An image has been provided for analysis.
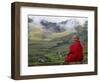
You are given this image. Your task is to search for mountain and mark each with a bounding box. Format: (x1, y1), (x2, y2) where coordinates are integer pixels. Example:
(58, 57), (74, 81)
(40, 19), (79, 33)
(40, 20), (66, 33)
(28, 18), (87, 42)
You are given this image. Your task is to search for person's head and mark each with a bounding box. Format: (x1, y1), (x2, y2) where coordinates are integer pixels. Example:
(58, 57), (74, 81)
(72, 35), (79, 42)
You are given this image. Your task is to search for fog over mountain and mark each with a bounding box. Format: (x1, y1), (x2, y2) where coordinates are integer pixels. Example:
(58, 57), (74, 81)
(40, 19), (66, 32)
(28, 16), (87, 33)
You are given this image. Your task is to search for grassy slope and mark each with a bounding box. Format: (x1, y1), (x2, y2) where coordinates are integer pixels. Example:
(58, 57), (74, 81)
(28, 30), (87, 66)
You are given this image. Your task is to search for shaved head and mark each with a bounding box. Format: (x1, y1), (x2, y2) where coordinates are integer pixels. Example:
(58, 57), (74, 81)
(72, 35), (79, 42)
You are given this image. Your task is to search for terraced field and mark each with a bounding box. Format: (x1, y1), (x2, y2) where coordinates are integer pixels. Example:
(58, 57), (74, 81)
(28, 31), (88, 66)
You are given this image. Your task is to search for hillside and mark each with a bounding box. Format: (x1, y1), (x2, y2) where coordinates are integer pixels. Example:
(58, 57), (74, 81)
(28, 32), (87, 66)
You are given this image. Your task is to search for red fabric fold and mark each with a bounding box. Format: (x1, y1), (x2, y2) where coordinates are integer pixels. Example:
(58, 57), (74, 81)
(64, 40), (83, 62)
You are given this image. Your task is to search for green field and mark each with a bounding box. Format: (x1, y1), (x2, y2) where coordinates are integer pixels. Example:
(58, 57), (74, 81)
(28, 30), (88, 66)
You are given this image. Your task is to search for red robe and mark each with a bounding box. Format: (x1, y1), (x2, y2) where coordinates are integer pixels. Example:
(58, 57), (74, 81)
(64, 40), (83, 62)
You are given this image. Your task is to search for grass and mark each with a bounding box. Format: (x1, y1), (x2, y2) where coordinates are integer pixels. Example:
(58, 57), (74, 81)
(28, 36), (88, 66)
(28, 27), (88, 66)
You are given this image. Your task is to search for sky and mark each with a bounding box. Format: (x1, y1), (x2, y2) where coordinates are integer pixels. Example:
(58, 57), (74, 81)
(28, 15), (88, 25)
(28, 15), (88, 33)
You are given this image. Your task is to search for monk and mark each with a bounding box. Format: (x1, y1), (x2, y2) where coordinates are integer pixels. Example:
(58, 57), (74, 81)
(64, 35), (83, 64)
